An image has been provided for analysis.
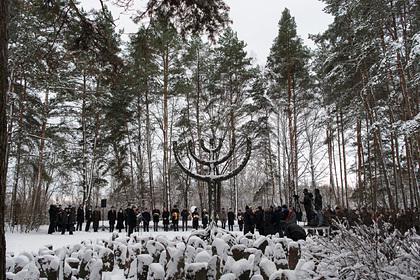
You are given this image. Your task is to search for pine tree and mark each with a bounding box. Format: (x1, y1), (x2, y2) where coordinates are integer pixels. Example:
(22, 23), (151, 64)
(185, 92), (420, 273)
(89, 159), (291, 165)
(267, 8), (310, 204)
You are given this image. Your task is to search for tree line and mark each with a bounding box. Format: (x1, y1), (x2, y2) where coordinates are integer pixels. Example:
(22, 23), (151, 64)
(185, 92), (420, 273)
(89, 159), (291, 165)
(3, 0), (420, 234)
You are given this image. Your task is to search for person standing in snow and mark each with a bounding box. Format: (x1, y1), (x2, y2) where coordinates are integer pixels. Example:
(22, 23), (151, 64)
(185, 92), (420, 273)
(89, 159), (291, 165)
(302, 189), (314, 224)
(92, 206), (101, 232)
(116, 208), (125, 232)
(85, 205), (92, 232)
(162, 207), (170, 231)
(127, 205), (137, 236)
(152, 208), (160, 231)
(192, 208), (200, 230)
(67, 206), (75, 235)
(314, 189), (323, 226)
(48, 204), (58, 234)
(181, 208), (189, 231)
(237, 209), (244, 231)
(243, 205), (255, 234)
(142, 208), (151, 232)
(171, 205), (180, 231)
(58, 207), (68, 235)
(227, 208), (235, 231)
(202, 209), (209, 228)
(220, 208), (227, 229)
(108, 206), (117, 232)
(255, 206), (264, 235)
(76, 205), (84, 231)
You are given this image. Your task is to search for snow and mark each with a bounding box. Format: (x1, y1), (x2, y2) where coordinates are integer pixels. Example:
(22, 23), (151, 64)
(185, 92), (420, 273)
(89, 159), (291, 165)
(6, 225), (191, 256)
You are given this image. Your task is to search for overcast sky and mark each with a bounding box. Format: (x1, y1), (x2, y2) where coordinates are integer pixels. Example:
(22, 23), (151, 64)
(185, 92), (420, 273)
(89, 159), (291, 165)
(82, 0), (333, 65)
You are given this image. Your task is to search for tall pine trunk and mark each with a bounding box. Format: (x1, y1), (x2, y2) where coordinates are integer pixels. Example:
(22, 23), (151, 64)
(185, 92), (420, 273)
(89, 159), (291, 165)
(0, 0), (9, 276)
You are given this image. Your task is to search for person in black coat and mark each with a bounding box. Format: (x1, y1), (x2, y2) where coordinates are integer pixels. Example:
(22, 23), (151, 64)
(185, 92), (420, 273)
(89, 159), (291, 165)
(48, 204), (58, 234)
(142, 208), (151, 232)
(314, 189), (323, 226)
(85, 206), (92, 232)
(192, 208), (200, 230)
(273, 206), (282, 236)
(92, 206), (101, 232)
(237, 209), (244, 231)
(67, 206), (75, 235)
(285, 223), (306, 241)
(108, 206), (117, 232)
(243, 206), (255, 234)
(162, 208), (170, 231)
(263, 207), (275, 235)
(58, 207), (68, 235)
(202, 209), (209, 228)
(227, 208), (235, 231)
(116, 208), (125, 232)
(171, 205), (180, 231)
(76, 205), (84, 231)
(127, 205), (137, 236)
(181, 208), (189, 231)
(302, 189), (314, 224)
(255, 206), (264, 235)
(152, 208), (160, 231)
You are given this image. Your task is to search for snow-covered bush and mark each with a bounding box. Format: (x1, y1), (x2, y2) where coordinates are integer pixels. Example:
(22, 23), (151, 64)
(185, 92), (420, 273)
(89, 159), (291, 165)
(300, 222), (420, 279)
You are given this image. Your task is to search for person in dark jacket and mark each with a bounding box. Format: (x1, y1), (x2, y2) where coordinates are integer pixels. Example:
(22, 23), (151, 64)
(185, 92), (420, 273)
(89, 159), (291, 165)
(171, 205), (180, 231)
(243, 206), (255, 234)
(152, 208), (160, 231)
(181, 208), (189, 231)
(302, 189), (314, 224)
(127, 205), (137, 236)
(108, 206), (117, 232)
(314, 189), (323, 226)
(92, 206), (101, 232)
(142, 208), (151, 232)
(255, 206), (264, 235)
(192, 208), (200, 230)
(67, 206), (76, 235)
(76, 205), (84, 231)
(202, 209), (209, 228)
(85, 205), (92, 232)
(273, 206), (282, 236)
(263, 207), (275, 235)
(58, 207), (68, 235)
(48, 204), (58, 234)
(237, 209), (244, 231)
(116, 208), (125, 232)
(227, 208), (235, 231)
(285, 223), (306, 241)
(162, 208), (170, 232)
(220, 208), (227, 229)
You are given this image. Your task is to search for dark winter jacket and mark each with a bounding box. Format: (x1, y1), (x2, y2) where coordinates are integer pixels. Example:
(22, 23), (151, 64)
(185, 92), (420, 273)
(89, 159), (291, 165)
(116, 210), (125, 229)
(181, 209), (189, 221)
(285, 223), (306, 241)
(67, 207), (76, 224)
(85, 208), (92, 221)
(77, 207), (84, 223)
(314, 191), (322, 211)
(49, 205), (58, 224)
(108, 209), (117, 223)
(127, 208), (137, 227)
(142, 211), (151, 223)
(92, 209), (101, 222)
(227, 211), (235, 225)
(152, 209), (160, 223)
(58, 209), (68, 226)
(162, 210), (170, 225)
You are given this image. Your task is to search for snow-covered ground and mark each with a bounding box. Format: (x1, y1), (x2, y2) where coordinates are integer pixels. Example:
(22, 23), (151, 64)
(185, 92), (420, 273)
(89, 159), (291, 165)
(6, 223), (242, 256)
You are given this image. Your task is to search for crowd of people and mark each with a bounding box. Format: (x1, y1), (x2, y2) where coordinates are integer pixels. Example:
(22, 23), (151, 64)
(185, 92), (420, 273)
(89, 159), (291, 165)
(48, 187), (419, 236)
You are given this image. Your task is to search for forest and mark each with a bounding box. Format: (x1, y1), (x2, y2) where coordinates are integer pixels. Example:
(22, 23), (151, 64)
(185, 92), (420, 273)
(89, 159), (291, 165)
(2, 0), (419, 232)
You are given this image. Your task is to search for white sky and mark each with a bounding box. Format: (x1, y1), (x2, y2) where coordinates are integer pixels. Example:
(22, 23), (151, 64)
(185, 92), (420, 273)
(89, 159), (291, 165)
(81, 0), (333, 65)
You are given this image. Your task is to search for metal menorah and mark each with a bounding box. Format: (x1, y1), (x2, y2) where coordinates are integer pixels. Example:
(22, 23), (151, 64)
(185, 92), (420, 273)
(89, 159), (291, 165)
(173, 136), (251, 221)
